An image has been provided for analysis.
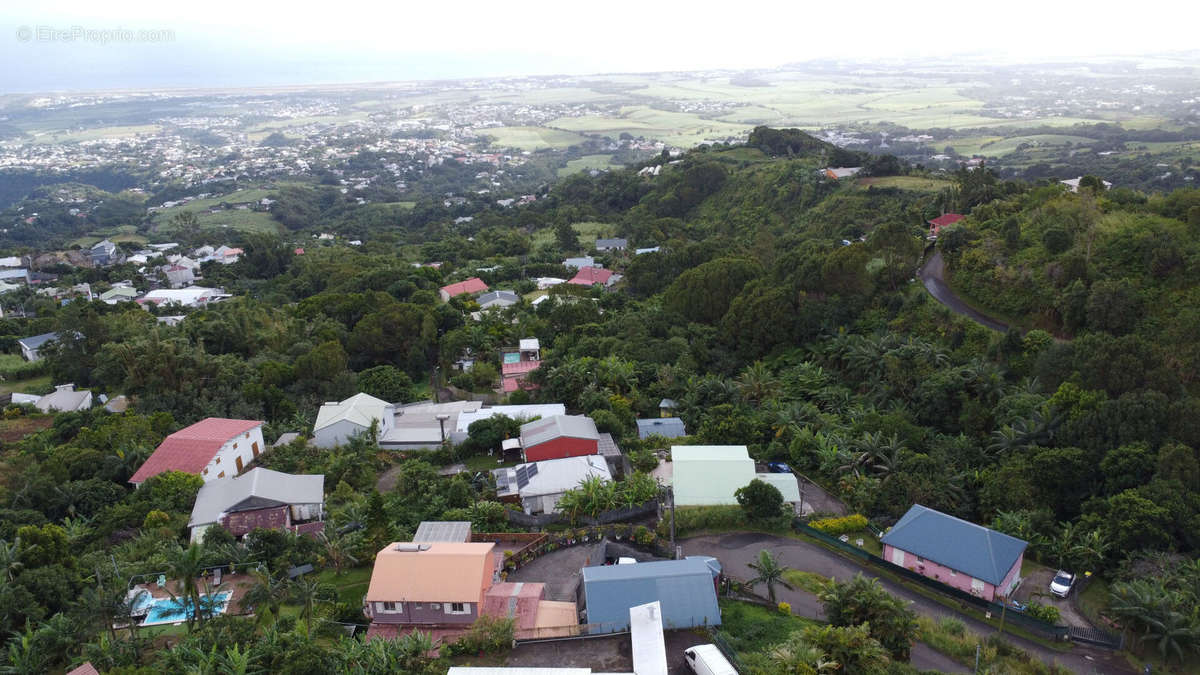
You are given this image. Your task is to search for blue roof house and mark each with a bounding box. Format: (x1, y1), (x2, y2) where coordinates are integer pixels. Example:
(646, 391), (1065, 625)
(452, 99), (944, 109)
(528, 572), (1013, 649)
(880, 504), (1027, 603)
(580, 559), (720, 634)
(636, 417), (687, 440)
(17, 332), (59, 362)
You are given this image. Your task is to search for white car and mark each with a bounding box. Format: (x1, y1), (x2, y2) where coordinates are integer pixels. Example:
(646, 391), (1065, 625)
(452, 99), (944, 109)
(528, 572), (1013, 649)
(1049, 570), (1076, 597)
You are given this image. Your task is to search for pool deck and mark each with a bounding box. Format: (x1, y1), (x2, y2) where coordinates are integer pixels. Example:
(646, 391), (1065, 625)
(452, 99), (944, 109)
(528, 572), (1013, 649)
(130, 571), (258, 626)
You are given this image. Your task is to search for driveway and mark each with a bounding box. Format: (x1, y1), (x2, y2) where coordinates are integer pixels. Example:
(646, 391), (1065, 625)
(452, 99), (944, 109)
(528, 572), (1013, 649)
(919, 250), (1008, 332)
(507, 541), (606, 602)
(1015, 566), (1095, 631)
(681, 533), (1135, 674)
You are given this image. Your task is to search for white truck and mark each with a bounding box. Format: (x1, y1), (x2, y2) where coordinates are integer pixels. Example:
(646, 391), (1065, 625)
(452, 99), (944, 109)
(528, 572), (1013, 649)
(683, 644), (737, 675)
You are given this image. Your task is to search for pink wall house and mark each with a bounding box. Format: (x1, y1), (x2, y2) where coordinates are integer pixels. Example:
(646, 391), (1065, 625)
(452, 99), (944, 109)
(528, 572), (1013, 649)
(880, 504), (1027, 603)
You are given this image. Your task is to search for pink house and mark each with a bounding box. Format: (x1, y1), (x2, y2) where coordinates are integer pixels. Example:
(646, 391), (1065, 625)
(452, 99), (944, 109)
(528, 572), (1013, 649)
(880, 504), (1026, 603)
(927, 213), (965, 237)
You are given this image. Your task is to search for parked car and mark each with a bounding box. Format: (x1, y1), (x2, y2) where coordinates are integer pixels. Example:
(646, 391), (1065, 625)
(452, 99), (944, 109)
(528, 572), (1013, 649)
(1050, 570), (1076, 597)
(683, 644), (738, 675)
(765, 461), (793, 474)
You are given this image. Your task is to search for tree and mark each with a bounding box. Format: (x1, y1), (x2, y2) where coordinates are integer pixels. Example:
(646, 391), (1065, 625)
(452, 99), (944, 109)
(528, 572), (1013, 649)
(290, 577), (337, 636)
(166, 542), (210, 632)
(799, 623), (890, 674)
(357, 365), (417, 403)
(818, 574), (918, 660)
(554, 222), (580, 252)
(735, 479), (786, 522)
(747, 549), (795, 603)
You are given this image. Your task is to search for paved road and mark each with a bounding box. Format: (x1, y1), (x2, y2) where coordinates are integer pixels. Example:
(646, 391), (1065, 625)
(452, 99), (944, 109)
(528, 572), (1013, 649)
(681, 532), (1135, 674)
(918, 250), (1008, 332)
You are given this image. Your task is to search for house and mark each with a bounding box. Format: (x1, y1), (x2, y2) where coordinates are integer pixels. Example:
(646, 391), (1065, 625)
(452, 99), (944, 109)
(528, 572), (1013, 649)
(569, 266), (621, 287)
(90, 239), (123, 267)
(312, 393), (395, 448)
(635, 246), (661, 255)
(501, 338), (542, 394)
(636, 418), (687, 440)
(381, 400), (481, 450)
(161, 264), (195, 288)
(820, 167), (863, 179)
(0, 268), (30, 284)
(563, 256), (595, 269)
(129, 418), (266, 486)
(927, 213), (965, 237)
(493, 455), (612, 514)
(212, 245), (243, 264)
(138, 286), (230, 308)
(658, 399), (678, 417)
(66, 663), (100, 675)
(880, 504), (1027, 602)
(100, 286), (139, 304)
(413, 521), (472, 543)
(34, 383), (92, 413)
(519, 415), (599, 462)
(439, 277), (488, 302)
(453, 403), (566, 444)
(595, 238), (628, 252)
(1061, 176), (1113, 193)
(476, 290), (520, 310)
(536, 277), (566, 290)
(188, 468), (324, 543)
(363, 542), (497, 627)
(670, 445), (800, 506)
(580, 559), (721, 634)
(17, 332), (59, 361)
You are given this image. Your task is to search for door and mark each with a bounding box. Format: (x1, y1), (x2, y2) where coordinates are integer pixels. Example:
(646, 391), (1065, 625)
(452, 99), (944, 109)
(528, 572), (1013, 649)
(971, 578), (985, 595)
(235, 456), (244, 473)
(891, 548), (905, 566)
(252, 441), (260, 457)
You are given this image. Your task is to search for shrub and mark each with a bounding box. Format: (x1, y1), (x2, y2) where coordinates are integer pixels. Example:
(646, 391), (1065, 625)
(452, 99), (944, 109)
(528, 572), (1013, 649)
(777, 601), (791, 615)
(734, 478), (785, 521)
(809, 514), (869, 536)
(1024, 601), (1061, 624)
(445, 615), (515, 656)
(658, 505), (747, 538)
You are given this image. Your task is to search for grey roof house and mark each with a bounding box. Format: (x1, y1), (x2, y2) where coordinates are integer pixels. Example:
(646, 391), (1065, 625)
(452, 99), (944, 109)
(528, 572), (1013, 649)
(90, 239), (123, 267)
(493, 455), (612, 515)
(880, 504), (1027, 602)
(477, 290), (520, 310)
(188, 468), (324, 543)
(35, 384), (93, 413)
(580, 559), (721, 634)
(637, 417), (687, 439)
(595, 238), (628, 251)
(18, 332), (59, 362)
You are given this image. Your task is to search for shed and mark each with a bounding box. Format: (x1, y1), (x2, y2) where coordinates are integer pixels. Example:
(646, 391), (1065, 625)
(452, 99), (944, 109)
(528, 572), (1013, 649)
(636, 417), (687, 439)
(670, 445), (756, 506)
(580, 558), (721, 633)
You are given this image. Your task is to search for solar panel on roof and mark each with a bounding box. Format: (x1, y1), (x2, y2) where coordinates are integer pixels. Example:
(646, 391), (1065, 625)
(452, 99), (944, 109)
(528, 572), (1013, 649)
(515, 465), (530, 489)
(527, 463), (538, 477)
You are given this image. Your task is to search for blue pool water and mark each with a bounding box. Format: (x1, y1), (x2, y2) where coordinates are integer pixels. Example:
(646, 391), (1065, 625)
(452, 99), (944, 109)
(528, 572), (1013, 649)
(141, 591), (232, 626)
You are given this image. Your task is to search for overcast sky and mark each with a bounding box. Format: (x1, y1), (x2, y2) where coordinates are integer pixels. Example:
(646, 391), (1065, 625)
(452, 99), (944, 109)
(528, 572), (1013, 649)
(2, 0), (1198, 92)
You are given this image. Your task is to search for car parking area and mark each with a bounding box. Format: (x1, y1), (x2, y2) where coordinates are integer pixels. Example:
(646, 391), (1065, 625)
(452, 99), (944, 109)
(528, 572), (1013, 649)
(1012, 565), (1092, 629)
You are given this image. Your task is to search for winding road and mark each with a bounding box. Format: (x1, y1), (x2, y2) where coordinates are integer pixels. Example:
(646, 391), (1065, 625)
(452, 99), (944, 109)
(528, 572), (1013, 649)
(918, 250), (1009, 332)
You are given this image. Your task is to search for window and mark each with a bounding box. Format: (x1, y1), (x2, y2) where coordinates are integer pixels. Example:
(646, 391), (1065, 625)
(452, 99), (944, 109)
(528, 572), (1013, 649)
(215, 456), (221, 464)
(380, 602), (402, 613)
(916, 556), (924, 563)
(446, 602), (469, 615)
(949, 570), (956, 577)
(217, 471), (225, 478)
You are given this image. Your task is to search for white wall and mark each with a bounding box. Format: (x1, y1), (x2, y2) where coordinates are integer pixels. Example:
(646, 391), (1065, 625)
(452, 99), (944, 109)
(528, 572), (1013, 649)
(313, 419), (369, 449)
(198, 425), (266, 482)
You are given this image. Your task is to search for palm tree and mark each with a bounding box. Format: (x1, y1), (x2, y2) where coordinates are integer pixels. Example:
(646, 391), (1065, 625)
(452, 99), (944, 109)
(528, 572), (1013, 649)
(240, 568), (290, 620)
(0, 538), (23, 581)
(1141, 610), (1198, 664)
(747, 549), (795, 603)
(316, 531), (359, 576)
(165, 542), (209, 632)
(737, 361), (780, 406)
(290, 577), (336, 636)
(2, 623), (48, 675)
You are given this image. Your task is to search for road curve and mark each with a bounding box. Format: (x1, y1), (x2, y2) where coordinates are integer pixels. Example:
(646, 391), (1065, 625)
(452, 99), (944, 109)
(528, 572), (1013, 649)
(918, 250), (1009, 333)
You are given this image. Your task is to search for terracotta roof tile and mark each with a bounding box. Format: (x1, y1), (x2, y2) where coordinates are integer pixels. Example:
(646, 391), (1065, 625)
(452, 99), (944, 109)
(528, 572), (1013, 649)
(129, 418), (263, 484)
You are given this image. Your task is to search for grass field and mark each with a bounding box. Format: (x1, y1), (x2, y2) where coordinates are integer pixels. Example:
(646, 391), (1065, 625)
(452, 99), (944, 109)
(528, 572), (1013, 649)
(550, 106), (753, 146)
(485, 126), (587, 150)
(0, 374), (52, 397)
(31, 124), (162, 144)
(855, 176), (953, 192)
(151, 188), (281, 235)
(557, 154), (623, 177)
(716, 599), (818, 656)
(531, 221), (613, 249)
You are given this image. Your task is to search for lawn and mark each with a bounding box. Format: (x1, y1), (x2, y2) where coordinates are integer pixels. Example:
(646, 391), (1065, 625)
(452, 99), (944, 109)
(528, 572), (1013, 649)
(314, 566), (372, 606)
(0, 374), (52, 397)
(462, 453), (520, 473)
(557, 154), (624, 177)
(531, 221), (613, 249)
(485, 126), (587, 151)
(855, 176), (953, 193)
(715, 598), (818, 656)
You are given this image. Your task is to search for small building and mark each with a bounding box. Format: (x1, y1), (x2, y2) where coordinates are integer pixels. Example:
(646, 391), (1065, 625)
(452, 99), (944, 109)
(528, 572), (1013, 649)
(187, 468), (324, 543)
(580, 559), (721, 634)
(595, 238), (628, 252)
(439, 277), (489, 302)
(880, 504), (1027, 602)
(635, 246), (661, 255)
(493, 455), (612, 514)
(501, 338), (542, 394)
(477, 290), (520, 310)
(413, 521), (472, 543)
(312, 393), (396, 448)
(161, 264), (195, 289)
(90, 239), (122, 267)
(100, 286), (139, 304)
(671, 445), (800, 506)
(563, 256), (595, 269)
(34, 383), (92, 413)
(363, 542), (497, 627)
(520, 415), (599, 462)
(820, 167), (862, 179)
(927, 213), (965, 237)
(17, 332), (59, 361)
(535, 277), (566, 290)
(129, 418), (266, 486)
(637, 417), (687, 440)
(569, 266), (620, 288)
(138, 286), (230, 308)
(1061, 176), (1113, 193)
(658, 399), (678, 417)
(453, 403), (566, 444)
(382, 400), (481, 450)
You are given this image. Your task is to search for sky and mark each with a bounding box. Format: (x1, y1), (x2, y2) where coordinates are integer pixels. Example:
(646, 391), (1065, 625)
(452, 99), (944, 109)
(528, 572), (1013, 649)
(2, 0), (1198, 92)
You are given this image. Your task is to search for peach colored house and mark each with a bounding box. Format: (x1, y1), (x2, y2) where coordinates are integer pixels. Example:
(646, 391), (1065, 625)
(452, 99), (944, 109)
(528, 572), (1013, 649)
(364, 542), (496, 626)
(880, 504), (1026, 603)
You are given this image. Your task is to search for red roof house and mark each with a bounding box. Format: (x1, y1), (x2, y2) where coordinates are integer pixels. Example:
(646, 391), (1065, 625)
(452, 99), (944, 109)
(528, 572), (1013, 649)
(519, 415), (599, 462)
(928, 213), (965, 236)
(439, 277), (489, 302)
(129, 418), (266, 486)
(568, 266), (616, 287)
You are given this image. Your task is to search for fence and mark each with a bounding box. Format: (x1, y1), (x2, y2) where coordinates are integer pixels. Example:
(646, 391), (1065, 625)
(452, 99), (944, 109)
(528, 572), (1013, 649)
(504, 499), (660, 529)
(793, 521), (1072, 642)
(708, 630), (746, 672)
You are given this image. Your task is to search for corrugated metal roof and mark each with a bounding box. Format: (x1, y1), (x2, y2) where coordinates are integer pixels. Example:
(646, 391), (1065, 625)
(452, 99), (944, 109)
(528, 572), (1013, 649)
(582, 559), (721, 633)
(880, 504), (1028, 586)
(455, 404), (565, 434)
(413, 521), (472, 543)
(671, 445), (756, 506)
(189, 468), (323, 526)
(130, 418), (263, 484)
(520, 415), (599, 448)
(366, 542), (495, 603)
(636, 418), (686, 439)
(313, 392), (393, 432)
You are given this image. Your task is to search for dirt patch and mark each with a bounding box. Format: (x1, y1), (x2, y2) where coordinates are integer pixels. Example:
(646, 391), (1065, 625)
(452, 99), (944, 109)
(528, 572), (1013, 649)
(0, 416), (52, 444)
(507, 540), (606, 602)
(504, 629), (708, 674)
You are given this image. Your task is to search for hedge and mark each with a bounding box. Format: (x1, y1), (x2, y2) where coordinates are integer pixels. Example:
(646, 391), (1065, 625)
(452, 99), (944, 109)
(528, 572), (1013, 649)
(808, 513), (869, 536)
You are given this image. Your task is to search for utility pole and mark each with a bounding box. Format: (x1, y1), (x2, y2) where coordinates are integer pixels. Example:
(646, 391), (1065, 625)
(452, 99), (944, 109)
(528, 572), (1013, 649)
(668, 487), (676, 558)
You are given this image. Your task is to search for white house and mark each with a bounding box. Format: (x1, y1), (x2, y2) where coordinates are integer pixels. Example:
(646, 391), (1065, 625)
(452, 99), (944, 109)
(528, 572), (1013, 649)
(493, 455), (612, 515)
(313, 393), (396, 448)
(129, 418), (266, 486)
(138, 286), (230, 308)
(17, 332), (59, 361)
(34, 383), (92, 413)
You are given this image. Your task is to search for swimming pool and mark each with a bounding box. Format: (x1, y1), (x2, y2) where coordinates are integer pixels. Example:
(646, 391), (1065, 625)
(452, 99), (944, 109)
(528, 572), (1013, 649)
(141, 591), (233, 626)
